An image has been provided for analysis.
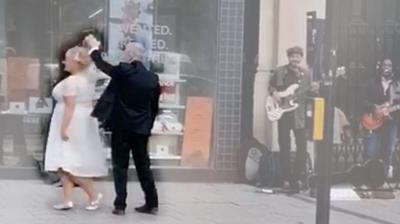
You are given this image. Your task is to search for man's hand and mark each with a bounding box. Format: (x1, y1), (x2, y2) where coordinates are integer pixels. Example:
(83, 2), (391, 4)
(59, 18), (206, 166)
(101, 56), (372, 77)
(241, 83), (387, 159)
(272, 91), (281, 103)
(377, 108), (390, 117)
(375, 103), (390, 117)
(84, 34), (101, 51)
(341, 126), (352, 144)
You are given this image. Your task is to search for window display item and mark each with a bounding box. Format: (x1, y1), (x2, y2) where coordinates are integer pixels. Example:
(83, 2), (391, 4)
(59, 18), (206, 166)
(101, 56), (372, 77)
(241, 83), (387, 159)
(159, 82), (176, 103)
(4, 102), (27, 114)
(155, 144), (170, 156)
(151, 110), (183, 133)
(150, 52), (192, 78)
(28, 97), (53, 114)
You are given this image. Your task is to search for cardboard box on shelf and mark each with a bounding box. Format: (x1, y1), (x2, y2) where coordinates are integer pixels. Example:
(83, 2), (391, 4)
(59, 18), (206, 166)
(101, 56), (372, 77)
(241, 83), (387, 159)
(7, 57), (40, 90)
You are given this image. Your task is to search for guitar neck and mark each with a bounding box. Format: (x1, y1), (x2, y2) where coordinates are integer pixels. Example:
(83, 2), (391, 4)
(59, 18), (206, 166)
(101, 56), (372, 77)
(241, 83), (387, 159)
(389, 104), (400, 113)
(278, 80), (320, 98)
(295, 82), (320, 96)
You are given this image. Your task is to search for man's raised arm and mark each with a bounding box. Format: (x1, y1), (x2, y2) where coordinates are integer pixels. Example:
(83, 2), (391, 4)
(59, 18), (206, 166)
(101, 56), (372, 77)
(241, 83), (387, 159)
(85, 34), (118, 77)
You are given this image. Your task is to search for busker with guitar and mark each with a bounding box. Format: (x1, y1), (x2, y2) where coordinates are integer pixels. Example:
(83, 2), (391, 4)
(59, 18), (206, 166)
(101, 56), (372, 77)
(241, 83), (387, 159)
(268, 46), (318, 193)
(361, 58), (400, 178)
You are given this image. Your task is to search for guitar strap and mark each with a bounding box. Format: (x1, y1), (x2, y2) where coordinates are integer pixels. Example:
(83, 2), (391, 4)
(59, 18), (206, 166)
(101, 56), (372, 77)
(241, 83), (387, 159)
(275, 66), (288, 87)
(389, 81), (400, 105)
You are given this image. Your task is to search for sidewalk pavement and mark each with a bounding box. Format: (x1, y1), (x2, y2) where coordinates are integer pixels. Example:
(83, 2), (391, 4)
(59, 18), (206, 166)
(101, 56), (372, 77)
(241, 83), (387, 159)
(0, 180), (399, 224)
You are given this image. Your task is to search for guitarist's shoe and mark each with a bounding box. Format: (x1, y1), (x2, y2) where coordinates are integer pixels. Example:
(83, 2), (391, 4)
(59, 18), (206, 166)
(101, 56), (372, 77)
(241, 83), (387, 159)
(289, 181), (301, 194)
(388, 166), (394, 179)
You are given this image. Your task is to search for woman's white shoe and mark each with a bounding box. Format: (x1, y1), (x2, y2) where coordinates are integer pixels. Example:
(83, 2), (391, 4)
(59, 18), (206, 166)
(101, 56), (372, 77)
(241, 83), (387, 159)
(53, 201), (74, 210)
(85, 193), (103, 211)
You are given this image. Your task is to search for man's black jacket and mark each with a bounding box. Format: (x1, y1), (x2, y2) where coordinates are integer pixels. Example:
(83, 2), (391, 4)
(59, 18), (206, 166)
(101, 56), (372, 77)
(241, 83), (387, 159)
(90, 50), (160, 135)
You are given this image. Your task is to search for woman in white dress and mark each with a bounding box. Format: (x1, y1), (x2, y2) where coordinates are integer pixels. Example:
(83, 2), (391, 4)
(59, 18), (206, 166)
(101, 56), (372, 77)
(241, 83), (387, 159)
(45, 46), (109, 211)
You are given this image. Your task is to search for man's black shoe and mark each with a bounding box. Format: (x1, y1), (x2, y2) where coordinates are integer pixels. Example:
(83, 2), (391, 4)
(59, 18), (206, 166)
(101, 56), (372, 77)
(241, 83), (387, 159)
(135, 205), (158, 215)
(112, 208), (125, 216)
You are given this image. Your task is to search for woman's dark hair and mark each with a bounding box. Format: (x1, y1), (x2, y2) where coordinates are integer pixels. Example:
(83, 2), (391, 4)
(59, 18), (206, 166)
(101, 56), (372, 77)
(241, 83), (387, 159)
(56, 26), (104, 85)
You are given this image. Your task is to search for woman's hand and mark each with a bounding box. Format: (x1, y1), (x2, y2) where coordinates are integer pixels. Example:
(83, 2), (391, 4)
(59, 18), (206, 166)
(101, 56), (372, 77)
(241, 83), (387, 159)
(61, 129), (69, 141)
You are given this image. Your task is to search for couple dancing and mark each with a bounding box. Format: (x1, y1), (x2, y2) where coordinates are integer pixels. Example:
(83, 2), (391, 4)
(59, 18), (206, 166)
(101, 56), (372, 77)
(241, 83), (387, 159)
(44, 34), (160, 215)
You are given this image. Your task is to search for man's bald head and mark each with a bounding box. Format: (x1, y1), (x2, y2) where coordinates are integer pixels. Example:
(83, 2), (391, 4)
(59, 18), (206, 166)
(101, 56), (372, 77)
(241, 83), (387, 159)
(121, 42), (145, 63)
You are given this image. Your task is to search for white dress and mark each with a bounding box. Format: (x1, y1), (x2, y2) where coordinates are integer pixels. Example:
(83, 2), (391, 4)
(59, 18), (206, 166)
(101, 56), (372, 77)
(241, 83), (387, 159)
(44, 66), (110, 177)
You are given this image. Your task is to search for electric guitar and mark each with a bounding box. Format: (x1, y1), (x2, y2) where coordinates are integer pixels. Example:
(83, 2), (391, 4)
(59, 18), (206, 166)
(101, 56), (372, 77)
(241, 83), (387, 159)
(266, 80), (322, 121)
(265, 67), (346, 122)
(361, 102), (400, 131)
(265, 84), (302, 121)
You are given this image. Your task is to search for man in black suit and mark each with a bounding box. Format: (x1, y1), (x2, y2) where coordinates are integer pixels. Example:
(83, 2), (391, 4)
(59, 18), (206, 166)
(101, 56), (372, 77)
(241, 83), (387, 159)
(85, 35), (160, 215)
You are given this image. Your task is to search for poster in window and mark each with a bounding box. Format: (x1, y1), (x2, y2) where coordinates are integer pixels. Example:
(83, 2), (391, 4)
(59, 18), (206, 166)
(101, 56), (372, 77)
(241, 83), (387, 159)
(0, 1), (6, 96)
(108, 0), (153, 65)
(181, 97), (213, 167)
(0, 59), (6, 97)
(7, 57), (39, 90)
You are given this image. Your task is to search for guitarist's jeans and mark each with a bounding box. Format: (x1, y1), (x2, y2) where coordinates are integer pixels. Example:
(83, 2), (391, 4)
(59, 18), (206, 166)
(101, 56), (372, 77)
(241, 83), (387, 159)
(278, 113), (308, 185)
(364, 121), (398, 170)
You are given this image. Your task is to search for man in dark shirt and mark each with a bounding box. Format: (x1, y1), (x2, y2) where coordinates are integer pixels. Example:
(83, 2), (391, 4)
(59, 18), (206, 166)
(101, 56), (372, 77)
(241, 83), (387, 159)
(85, 35), (160, 215)
(268, 46), (318, 193)
(362, 58), (400, 178)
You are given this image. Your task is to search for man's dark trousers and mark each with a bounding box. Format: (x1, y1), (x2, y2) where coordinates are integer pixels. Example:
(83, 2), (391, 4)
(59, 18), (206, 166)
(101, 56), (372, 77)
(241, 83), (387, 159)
(111, 129), (158, 210)
(277, 112), (308, 186)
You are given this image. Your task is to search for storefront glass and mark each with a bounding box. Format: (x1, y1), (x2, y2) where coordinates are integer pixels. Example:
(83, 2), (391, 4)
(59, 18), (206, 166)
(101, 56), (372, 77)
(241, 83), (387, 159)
(1, 0), (52, 166)
(148, 0), (218, 166)
(0, 0), (218, 168)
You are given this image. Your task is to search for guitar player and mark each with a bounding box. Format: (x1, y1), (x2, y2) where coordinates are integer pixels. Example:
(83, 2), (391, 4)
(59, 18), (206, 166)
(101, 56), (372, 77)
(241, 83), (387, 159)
(362, 58), (400, 178)
(268, 46), (318, 193)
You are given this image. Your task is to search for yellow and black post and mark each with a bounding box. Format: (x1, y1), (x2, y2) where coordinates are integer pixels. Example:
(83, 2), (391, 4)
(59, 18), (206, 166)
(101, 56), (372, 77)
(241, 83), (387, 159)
(314, 0), (337, 223)
(305, 97), (325, 142)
